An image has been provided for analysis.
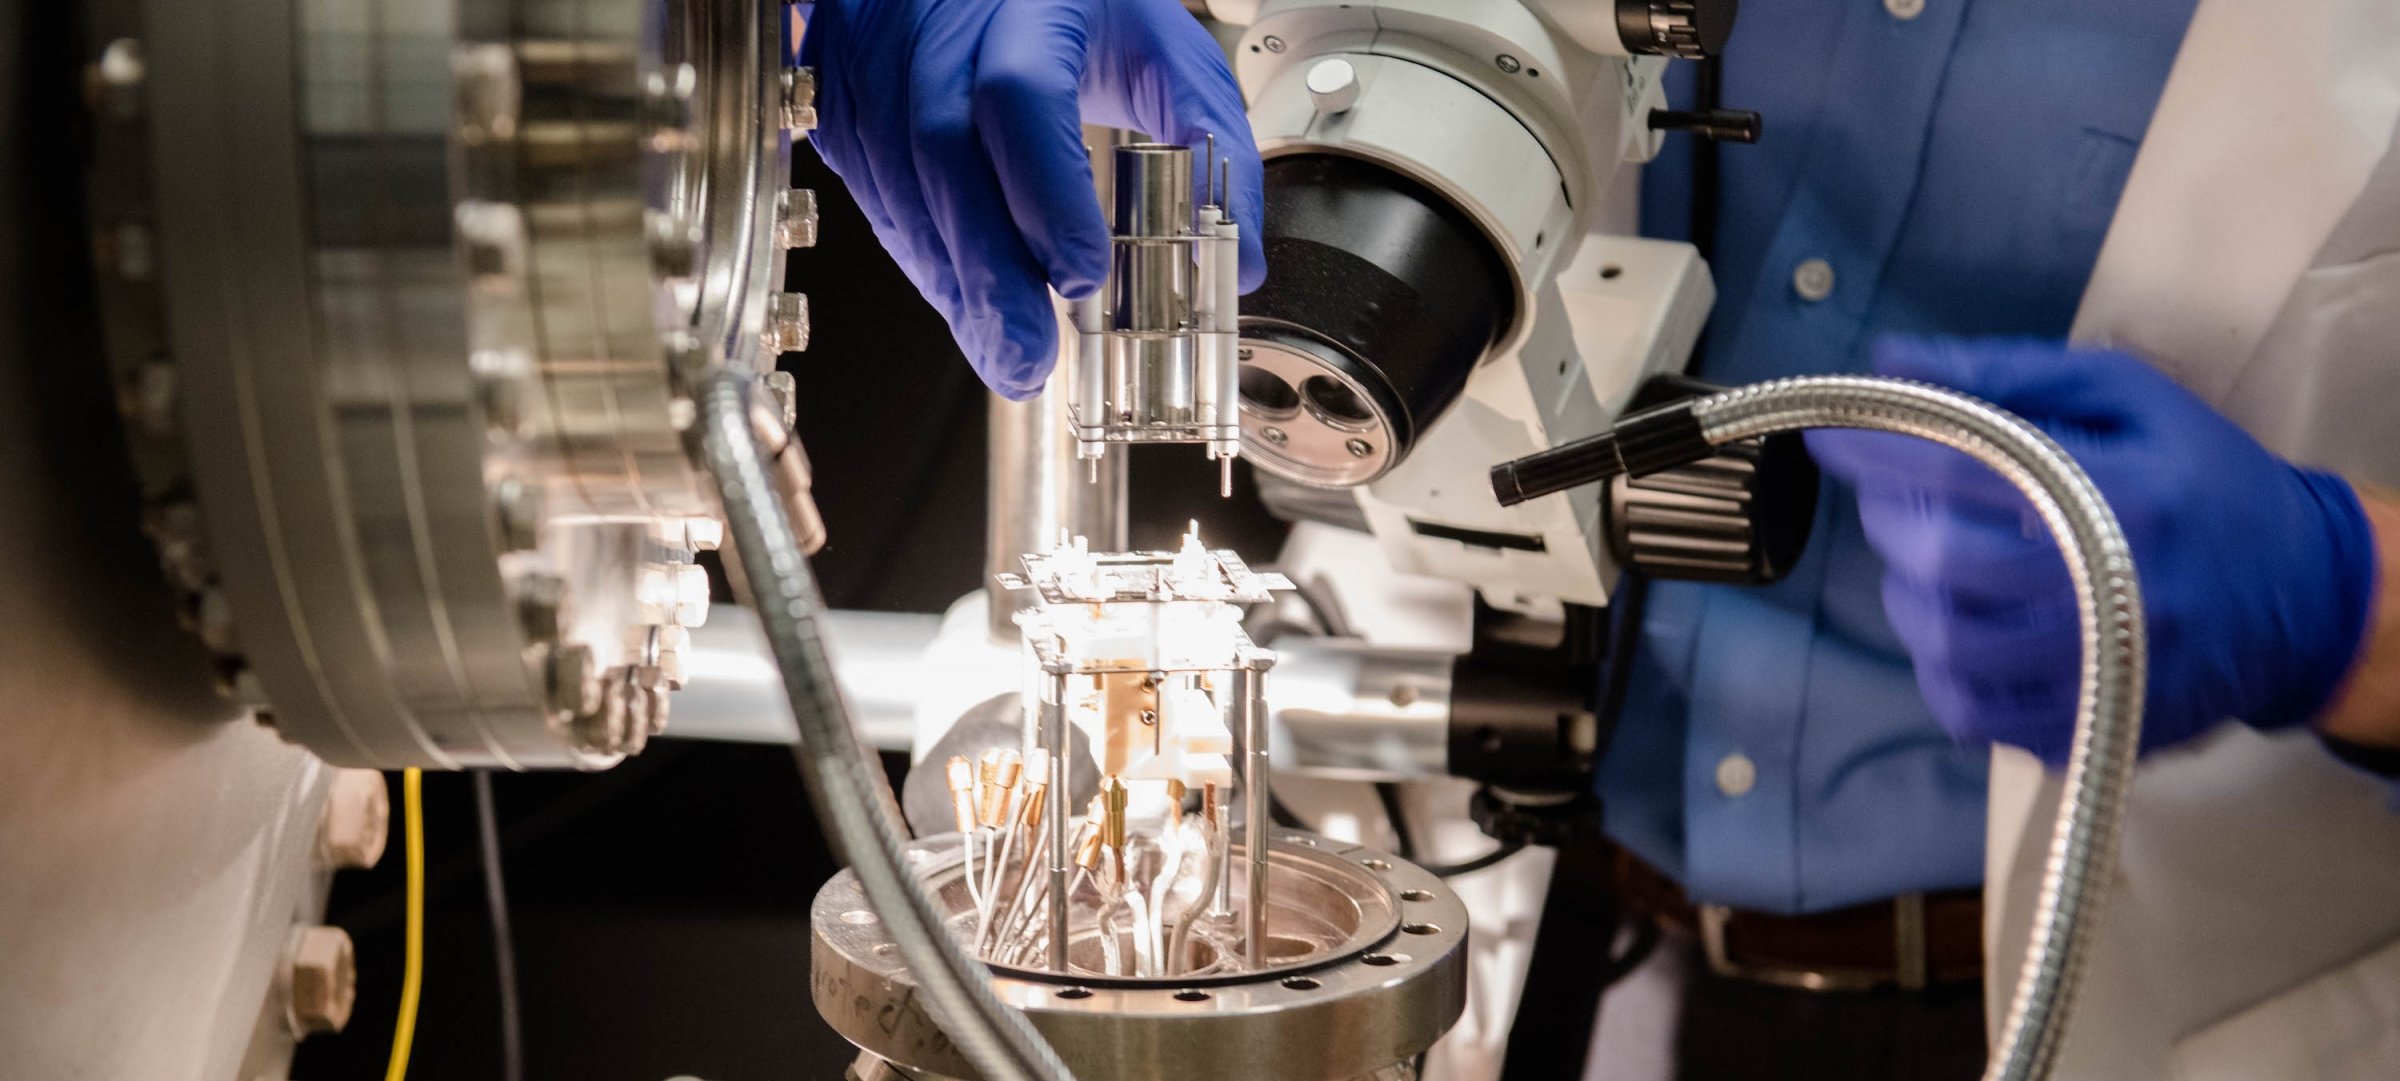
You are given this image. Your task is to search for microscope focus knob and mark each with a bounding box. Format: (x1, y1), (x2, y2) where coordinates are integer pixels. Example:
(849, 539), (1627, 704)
(1305, 58), (1359, 116)
(1602, 375), (1817, 585)
(1616, 0), (1739, 60)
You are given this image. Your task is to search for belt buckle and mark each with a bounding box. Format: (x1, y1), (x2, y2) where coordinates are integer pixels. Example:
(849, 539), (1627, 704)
(1696, 893), (1931, 993)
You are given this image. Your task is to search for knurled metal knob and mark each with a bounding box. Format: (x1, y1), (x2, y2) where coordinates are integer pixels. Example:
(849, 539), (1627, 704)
(1616, 0), (1739, 60)
(1601, 375), (1817, 585)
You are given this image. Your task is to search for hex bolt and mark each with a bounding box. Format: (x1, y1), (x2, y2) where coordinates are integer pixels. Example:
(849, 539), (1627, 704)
(195, 588), (238, 652)
(513, 571), (565, 642)
(763, 293), (809, 354)
(547, 642), (601, 716)
(781, 67), (818, 132)
(647, 207), (700, 278)
(279, 925), (357, 1037)
(123, 359), (177, 438)
(776, 188), (820, 250)
(318, 768), (390, 870)
(494, 475), (544, 551)
(671, 563), (712, 628)
(683, 517), (724, 552)
(84, 39), (146, 122)
(643, 61), (699, 152)
(470, 348), (531, 435)
(452, 43), (520, 143)
(762, 370), (799, 430)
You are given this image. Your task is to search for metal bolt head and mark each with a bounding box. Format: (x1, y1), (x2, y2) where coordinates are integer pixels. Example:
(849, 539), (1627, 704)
(1262, 426), (1288, 446)
(764, 293), (809, 354)
(782, 67), (818, 132)
(683, 517), (724, 552)
(1495, 54), (1523, 74)
(280, 925), (357, 1036)
(1262, 35), (1286, 53)
(84, 39), (146, 122)
(1345, 438), (1372, 458)
(494, 475), (544, 551)
(470, 348), (532, 436)
(547, 642), (602, 716)
(122, 359), (178, 438)
(777, 188), (820, 250)
(451, 43), (519, 142)
(762, 370), (799, 429)
(318, 768), (389, 870)
(514, 571), (566, 642)
(647, 207), (701, 279)
(642, 61), (699, 153)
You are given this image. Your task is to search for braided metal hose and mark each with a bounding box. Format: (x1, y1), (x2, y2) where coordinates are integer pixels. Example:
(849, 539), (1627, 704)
(1688, 377), (2146, 1081)
(693, 368), (1077, 1081)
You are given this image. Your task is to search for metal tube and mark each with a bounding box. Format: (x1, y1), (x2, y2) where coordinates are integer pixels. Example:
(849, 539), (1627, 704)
(1045, 672), (1073, 972)
(1238, 665), (1269, 968)
(1111, 143), (1194, 239)
(1678, 376), (2145, 1081)
(663, 607), (935, 750)
(985, 388), (1126, 640)
(1266, 640), (1453, 781)
(692, 369), (1074, 1081)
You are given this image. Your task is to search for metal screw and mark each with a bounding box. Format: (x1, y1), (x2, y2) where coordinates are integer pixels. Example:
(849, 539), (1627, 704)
(547, 642), (601, 716)
(1262, 427), (1288, 446)
(194, 588), (238, 652)
(494, 475), (543, 551)
(452, 43), (519, 142)
(647, 207), (700, 278)
(763, 369), (799, 429)
(682, 517), (724, 552)
(777, 188), (819, 250)
(1263, 35), (1286, 53)
(1495, 54), (1523, 74)
(125, 358), (177, 438)
(95, 221), (154, 282)
(279, 925), (357, 1036)
(764, 293), (810, 354)
(84, 39), (146, 122)
(782, 67), (818, 132)
(318, 768), (389, 870)
(470, 348), (531, 435)
(1345, 438), (1372, 458)
(514, 572), (566, 642)
(643, 61), (699, 152)
(1238, 348), (1254, 361)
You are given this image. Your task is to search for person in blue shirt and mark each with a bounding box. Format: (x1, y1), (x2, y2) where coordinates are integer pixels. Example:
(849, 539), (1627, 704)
(802, 1), (2396, 1078)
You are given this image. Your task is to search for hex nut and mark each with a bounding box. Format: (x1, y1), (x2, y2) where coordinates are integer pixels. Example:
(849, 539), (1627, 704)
(280, 925), (357, 1036)
(318, 768), (389, 870)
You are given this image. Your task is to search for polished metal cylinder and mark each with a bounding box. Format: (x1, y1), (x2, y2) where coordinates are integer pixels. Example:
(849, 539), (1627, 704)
(1111, 143), (1195, 240)
(985, 388), (1128, 639)
(1266, 640), (1453, 781)
(1108, 145), (1199, 425)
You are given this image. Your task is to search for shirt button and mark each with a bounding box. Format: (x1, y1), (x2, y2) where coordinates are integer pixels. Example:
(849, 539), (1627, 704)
(1792, 258), (1836, 302)
(1885, 0), (1926, 20)
(1715, 753), (1758, 798)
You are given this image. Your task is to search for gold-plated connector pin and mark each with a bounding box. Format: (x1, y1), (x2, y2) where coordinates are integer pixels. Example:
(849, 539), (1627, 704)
(944, 756), (978, 834)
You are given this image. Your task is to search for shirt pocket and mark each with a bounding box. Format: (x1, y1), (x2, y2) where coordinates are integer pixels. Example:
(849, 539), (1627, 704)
(2055, 127), (2144, 241)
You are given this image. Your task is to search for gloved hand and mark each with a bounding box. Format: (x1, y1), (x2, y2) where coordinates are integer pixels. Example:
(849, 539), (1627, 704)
(1807, 338), (2378, 765)
(800, 0), (1265, 399)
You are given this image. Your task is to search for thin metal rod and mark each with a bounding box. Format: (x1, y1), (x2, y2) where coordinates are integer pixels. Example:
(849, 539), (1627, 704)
(1239, 665), (1269, 968)
(1045, 674), (1072, 972)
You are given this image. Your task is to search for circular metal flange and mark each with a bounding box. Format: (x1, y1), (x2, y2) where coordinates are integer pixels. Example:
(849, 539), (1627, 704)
(810, 832), (1468, 1081)
(85, 0), (802, 769)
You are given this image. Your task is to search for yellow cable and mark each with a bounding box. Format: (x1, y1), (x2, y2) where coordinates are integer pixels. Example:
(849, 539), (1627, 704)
(385, 768), (425, 1081)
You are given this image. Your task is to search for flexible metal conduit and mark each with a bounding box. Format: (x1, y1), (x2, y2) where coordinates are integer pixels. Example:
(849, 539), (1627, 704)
(1687, 376), (2146, 1081)
(693, 369), (1077, 1081)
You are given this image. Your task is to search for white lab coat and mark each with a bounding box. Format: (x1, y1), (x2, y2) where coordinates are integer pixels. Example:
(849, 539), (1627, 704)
(1986, 1), (2400, 1078)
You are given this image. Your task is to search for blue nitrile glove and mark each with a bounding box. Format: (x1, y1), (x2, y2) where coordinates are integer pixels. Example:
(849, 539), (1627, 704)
(800, 0), (1265, 399)
(1806, 338), (2378, 765)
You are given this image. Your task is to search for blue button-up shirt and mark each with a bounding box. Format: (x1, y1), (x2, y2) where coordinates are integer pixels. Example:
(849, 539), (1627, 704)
(1613, 0), (2198, 914)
